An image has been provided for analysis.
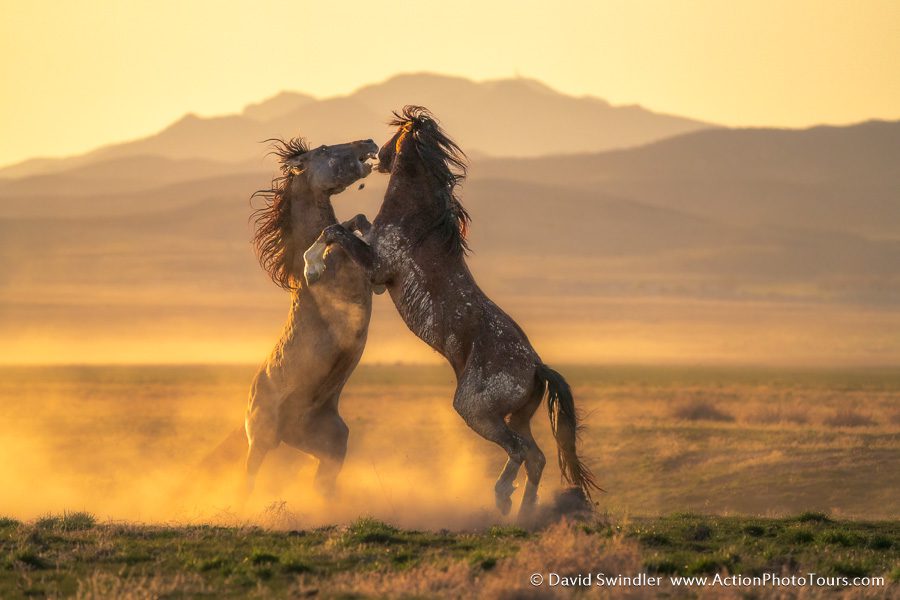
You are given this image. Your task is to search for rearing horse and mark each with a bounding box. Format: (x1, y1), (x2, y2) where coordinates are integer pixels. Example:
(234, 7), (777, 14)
(245, 137), (378, 498)
(304, 107), (599, 518)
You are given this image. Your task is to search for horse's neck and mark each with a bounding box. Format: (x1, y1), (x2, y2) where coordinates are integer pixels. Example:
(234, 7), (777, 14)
(378, 166), (472, 288)
(289, 180), (337, 253)
(379, 162), (442, 230)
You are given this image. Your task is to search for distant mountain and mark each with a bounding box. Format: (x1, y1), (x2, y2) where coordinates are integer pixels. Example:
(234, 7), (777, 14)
(1, 110), (898, 365)
(0, 73), (713, 179)
(477, 120), (900, 239)
(0, 155), (250, 200)
(242, 91), (316, 121)
(348, 73), (712, 156)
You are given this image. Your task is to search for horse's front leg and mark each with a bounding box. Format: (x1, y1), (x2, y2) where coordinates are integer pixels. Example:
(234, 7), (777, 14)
(341, 213), (372, 238)
(335, 216), (384, 292)
(304, 224), (376, 286)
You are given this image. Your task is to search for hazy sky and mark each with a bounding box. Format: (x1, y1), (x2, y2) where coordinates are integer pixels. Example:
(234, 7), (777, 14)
(2, 0), (899, 167)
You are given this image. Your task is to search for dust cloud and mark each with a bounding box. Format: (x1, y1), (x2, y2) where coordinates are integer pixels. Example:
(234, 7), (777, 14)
(0, 365), (532, 529)
(3, 364), (898, 525)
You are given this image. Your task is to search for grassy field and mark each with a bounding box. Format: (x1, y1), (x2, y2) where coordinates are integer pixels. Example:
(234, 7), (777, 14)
(0, 364), (897, 597)
(1, 511), (897, 598)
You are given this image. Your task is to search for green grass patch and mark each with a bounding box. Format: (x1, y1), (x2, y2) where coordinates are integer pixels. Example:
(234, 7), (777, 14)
(249, 550), (280, 566)
(786, 528), (815, 544)
(13, 550), (50, 570)
(796, 511), (832, 523)
(35, 511), (95, 532)
(468, 549), (500, 571)
(488, 525), (528, 539)
(742, 524), (765, 537)
(627, 513), (898, 582)
(343, 517), (403, 545)
(0, 512), (895, 598)
(830, 560), (871, 578)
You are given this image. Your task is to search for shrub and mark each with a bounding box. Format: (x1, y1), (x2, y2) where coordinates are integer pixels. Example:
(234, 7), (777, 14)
(344, 517), (402, 545)
(823, 409), (875, 428)
(672, 401), (735, 423)
(36, 511), (95, 531)
(830, 561), (870, 578)
(797, 512), (832, 523)
(15, 551), (49, 569)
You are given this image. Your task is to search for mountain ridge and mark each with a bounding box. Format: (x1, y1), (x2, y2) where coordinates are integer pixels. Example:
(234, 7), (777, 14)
(1, 112), (898, 363)
(0, 73), (714, 178)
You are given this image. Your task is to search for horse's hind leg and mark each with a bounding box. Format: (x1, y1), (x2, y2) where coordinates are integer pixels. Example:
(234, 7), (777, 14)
(244, 379), (281, 500)
(508, 388), (546, 521)
(297, 406), (350, 497)
(245, 438), (272, 497)
(454, 391), (529, 515)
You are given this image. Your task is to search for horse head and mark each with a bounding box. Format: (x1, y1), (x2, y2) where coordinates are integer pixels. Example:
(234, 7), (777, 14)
(285, 139), (378, 195)
(376, 106), (470, 255)
(252, 138), (378, 290)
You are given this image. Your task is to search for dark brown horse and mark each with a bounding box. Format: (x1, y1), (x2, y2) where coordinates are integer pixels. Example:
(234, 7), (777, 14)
(304, 107), (599, 519)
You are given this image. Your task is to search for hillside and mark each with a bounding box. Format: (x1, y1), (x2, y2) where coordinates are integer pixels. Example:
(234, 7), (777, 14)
(0, 73), (712, 179)
(478, 120), (900, 238)
(0, 116), (897, 365)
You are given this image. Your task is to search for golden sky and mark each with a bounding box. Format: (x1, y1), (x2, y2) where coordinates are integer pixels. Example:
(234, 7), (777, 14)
(2, 0), (899, 167)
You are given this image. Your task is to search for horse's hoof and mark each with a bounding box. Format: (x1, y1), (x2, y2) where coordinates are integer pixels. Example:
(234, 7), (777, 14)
(516, 501), (538, 526)
(304, 264), (323, 286)
(304, 257), (326, 285)
(516, 514), (534, 527)
(373, 284), (386, 295)
(302, 242), (327, 285)
(495, 494), (513, 516)
(314, 480), (337, 499)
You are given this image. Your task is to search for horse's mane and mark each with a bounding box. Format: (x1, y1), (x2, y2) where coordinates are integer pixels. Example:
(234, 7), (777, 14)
(390, 106), (471, 255)
(250, 137), (310, 290)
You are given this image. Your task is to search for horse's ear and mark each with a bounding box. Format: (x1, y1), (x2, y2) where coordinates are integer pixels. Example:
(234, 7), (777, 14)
(411, 118), (433, 143)
(285, 154), (306, 176)
(415, 115), (435, 132)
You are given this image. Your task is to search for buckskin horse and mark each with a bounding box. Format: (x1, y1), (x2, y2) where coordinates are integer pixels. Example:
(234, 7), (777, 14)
(245, 137), (378, 497)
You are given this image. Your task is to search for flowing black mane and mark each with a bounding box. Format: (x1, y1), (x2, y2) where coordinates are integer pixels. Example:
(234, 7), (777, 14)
(391, 106), (471, 255)
(250, 137), (310, 290)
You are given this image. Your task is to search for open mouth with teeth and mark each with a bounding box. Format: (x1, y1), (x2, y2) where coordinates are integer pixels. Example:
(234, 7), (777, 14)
(359, 151), (378, 175)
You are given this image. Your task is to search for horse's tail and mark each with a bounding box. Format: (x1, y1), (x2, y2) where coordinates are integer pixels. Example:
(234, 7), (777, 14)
(197, 426), (247, 472)
(537, 364), (602, 500)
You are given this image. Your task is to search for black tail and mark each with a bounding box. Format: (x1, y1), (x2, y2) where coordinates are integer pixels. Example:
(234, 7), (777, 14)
(537, 364), (602, 500)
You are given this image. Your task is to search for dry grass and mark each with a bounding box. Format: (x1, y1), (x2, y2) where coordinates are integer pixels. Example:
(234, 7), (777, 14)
(3, 514), (895, 599)
(323, 521), (643, 599)
(823, 409), (877, 428)
(483, 521), (642, 599)
(746, 406), (810, 426)
(75, 572), (209, 600)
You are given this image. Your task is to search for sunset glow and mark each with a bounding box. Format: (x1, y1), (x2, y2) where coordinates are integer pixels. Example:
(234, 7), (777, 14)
(2, 0), (899, 166)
